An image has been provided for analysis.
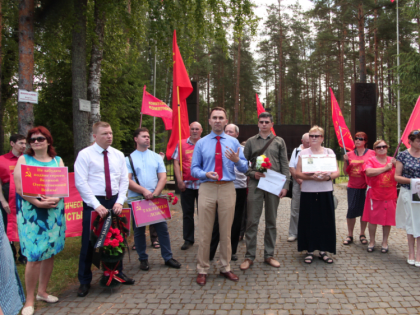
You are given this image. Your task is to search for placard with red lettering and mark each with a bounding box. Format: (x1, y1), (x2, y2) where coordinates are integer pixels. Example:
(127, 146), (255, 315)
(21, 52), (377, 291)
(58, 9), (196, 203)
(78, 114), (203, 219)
(131, 198), (171, 228)
(90, 208), (131, 237)
(21, 164), (69, 197)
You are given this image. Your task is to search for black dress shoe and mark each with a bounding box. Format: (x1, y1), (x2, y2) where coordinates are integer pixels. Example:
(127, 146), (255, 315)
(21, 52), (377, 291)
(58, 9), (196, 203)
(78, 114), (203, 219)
(180, 241), (193, 250)
(118, 272), (135, 285)
(140, 259), (149, 271)
(231, 254), (238, 261)
(18, 255), (28, 265)
(77, 284), (90, 297)
(165, 258), (181, 269)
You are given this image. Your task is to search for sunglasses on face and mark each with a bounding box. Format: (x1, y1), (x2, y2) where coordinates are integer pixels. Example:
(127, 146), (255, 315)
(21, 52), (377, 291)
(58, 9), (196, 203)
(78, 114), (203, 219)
(29, 137), (46, 143)
(309, 135), (322, 138)
(258, 121), (271, 125)
(413, 130), (420, 135)
(375, 145), (387, 150)
(355, 137), (365, 141)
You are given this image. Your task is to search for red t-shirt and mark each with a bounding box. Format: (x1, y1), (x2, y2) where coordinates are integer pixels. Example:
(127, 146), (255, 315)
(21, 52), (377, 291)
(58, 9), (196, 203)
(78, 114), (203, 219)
(0, 152), (19, 184)
(346, 149), (375, 189)
(363, 156), (397, 200)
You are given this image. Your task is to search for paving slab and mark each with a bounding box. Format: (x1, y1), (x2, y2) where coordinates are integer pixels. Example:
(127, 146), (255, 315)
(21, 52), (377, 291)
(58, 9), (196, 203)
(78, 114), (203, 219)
(36, 185), (420, 314)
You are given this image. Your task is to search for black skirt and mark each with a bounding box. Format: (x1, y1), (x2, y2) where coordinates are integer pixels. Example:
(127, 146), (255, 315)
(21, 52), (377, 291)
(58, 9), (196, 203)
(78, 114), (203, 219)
(298, 191), (336, 254)
(346, 187), (366, 219)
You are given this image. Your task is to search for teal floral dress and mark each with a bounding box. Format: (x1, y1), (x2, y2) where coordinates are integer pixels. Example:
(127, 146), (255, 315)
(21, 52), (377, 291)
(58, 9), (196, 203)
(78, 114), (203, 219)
(17, 155), (66, 262)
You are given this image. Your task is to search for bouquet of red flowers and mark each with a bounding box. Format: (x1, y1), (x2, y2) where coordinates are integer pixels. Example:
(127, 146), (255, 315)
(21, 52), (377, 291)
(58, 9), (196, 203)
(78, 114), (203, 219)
(167, 192), (179, 205)
(91, 211), (129, 288)
(255, 154), (272, 172)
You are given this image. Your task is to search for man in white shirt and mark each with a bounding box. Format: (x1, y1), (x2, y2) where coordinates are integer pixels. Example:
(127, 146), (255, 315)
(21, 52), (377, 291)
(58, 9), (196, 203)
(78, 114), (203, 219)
(287, 133), (310, 242)
(75, 121), (134, 297)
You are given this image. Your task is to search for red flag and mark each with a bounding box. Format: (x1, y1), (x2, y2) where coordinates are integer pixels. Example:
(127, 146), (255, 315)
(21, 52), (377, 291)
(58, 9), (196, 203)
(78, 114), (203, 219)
(256, 94), (276, 136)
(141, 85), (173, 130)
(166, 30), (193, 160)
(401, 96), (420, 149)
(330, 87), (355, 151)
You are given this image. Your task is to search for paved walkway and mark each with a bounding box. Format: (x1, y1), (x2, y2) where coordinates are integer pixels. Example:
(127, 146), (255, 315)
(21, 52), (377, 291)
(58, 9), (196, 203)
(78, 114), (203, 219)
(37, 186), (420, 314)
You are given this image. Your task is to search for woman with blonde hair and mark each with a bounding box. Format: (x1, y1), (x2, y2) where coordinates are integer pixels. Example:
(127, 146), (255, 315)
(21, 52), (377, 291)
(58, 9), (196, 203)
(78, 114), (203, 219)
(296, 125), (340, 264)
(362, 140), (397, 253)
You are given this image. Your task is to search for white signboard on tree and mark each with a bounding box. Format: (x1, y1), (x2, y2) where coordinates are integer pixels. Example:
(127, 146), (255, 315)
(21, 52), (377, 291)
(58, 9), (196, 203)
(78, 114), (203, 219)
(18, 90), (38, 104)
(79, 99), (91, 112)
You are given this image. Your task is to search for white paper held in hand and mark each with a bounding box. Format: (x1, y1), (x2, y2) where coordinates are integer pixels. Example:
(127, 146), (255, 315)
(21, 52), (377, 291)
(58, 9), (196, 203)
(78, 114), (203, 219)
(257, 169), (287, 196)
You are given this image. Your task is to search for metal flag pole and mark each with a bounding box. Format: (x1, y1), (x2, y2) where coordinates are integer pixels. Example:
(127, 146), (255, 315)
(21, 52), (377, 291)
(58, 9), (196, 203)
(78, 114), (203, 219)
(153, 45), (157, 152)
(339, 126), (347, 156)
(177, 86), (183, 179)
(397, 0), (401, 146)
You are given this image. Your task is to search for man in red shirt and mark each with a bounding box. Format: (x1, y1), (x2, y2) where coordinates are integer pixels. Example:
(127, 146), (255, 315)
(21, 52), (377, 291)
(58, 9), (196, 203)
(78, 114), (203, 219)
(0, 134), (27, 264)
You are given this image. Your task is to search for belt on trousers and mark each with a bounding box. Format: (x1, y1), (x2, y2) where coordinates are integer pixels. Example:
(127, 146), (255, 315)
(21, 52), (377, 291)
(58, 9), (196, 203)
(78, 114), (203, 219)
(208, 181), (231, 185)
(95, 194), (118, 200)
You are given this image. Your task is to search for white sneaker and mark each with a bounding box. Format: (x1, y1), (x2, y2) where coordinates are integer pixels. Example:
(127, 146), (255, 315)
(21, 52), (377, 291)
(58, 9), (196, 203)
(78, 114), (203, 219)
(22, 306), (34, 315)
(287, 236), (297, 242)
(36, 294), (59, 303)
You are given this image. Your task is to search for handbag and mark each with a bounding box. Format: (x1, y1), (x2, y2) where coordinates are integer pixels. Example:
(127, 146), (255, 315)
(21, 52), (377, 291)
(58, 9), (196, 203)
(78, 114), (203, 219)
(286, 148), (300, 199)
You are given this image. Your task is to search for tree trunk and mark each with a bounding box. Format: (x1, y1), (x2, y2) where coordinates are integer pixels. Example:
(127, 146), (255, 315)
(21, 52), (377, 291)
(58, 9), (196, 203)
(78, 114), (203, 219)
(17, 0), (34, 136)
(352, 24), (357, 83)
(0, 0), (3, 155)
(234, 37), (241, 124)
(358, 2), (366, 83)
(374, 1), (379, 94)
(72, 0), (90, 155)
(88, 0), (106, 142)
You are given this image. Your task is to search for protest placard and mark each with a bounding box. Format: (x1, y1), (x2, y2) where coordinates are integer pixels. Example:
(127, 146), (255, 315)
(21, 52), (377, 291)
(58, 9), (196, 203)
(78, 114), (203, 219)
(21, 164), (69, 197)
(131, 198), (171, 228)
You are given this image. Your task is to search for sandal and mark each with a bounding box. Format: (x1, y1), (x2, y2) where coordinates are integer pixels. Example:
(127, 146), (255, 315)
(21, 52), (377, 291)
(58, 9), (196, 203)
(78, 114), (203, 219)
(381, 247), (389, 253)
(152, 241), (160, 249)
(304, 253), (314, 264)
(367, 246), (375, 252)
(132, 245), (136, 250)
(318, 252), (333, 264)
(343, 236), (353, 245)
(359, 235), (368, 245)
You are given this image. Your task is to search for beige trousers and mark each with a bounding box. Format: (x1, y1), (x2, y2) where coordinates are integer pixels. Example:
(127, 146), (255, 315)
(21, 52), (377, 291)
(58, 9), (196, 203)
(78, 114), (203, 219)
(197, 182), (236, 274)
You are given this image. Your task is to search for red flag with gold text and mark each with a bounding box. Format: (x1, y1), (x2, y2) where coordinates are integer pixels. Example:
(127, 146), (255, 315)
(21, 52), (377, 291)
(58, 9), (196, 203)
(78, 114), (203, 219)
(401, 96), (420, 149)
(330, 88), (355, 151)
(141, 85), (173, 130)
(256, 94), (276, 136)
(166, 30), (193, 160)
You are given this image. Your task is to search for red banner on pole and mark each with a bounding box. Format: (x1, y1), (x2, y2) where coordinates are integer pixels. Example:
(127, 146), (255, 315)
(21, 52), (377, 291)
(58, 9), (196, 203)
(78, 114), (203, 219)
(330, 87), (355, 151)
(131, 198), (171, 228)
(401, 96), (420, 149)
(21, 165), (69, 197)
(141, 85), (173, 130)
(256, 94), (276, 136)
(166, 30), (193, 160)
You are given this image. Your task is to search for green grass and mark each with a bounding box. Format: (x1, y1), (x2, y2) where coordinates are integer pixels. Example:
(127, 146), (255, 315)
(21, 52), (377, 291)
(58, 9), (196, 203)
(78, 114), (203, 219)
(335, 160), (349, 184)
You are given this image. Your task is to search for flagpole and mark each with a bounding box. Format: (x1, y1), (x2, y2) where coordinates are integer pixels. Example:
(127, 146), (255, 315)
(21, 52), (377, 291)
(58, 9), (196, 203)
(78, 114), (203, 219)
(153, 45), (157, 152)
(397, 0), (401, 147)
(177, 86), (183, 180)
(339, 126), (347, 156)
(139, 113), (143, 128)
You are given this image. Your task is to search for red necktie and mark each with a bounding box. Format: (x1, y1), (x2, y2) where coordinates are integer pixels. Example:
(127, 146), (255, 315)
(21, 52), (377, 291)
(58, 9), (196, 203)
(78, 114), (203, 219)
(214, 136), (223, 180)
(103, 150), (112, 199)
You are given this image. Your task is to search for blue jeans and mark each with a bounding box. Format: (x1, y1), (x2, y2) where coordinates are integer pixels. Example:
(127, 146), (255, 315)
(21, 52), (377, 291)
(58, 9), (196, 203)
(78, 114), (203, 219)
(130, 207), (173, 262)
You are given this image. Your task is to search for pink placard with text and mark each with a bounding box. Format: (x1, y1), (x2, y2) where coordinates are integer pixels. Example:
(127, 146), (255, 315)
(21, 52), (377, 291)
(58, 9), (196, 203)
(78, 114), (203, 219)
(131, 198), (171, 228)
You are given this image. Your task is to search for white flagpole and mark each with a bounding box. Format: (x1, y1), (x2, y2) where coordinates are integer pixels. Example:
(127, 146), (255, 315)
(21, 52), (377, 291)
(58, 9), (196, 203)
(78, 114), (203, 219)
(153, 45), (157, 152)
(339, 126), (347, 156)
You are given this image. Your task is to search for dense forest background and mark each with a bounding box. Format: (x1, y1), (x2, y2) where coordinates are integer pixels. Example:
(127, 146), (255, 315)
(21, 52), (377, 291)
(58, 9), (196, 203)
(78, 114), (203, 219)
(1, 0), (419, 168)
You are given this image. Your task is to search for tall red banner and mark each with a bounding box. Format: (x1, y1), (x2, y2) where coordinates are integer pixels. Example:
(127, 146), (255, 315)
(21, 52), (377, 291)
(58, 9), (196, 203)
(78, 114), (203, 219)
(141, 85), (173, 130)
(401, 96), (420, 149)
(330, 87), (355, 151)
(256, 94), (276, 136)
(166, 30), (193, 160)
